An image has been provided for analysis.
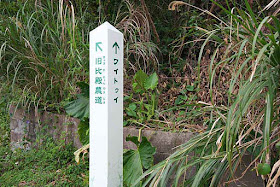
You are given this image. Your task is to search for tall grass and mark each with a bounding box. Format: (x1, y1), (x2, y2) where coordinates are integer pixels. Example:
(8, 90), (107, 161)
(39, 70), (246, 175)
(0, 0), (159, 112)
(0, 0), (94, 112)
(136, 1), (280, 186)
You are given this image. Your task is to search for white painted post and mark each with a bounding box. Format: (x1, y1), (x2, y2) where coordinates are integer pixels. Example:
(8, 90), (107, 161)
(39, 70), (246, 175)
(90, 22), (123, 187)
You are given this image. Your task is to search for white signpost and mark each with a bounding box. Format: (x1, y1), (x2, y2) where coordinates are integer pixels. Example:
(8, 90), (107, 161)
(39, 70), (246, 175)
(90, 22), (123, 187)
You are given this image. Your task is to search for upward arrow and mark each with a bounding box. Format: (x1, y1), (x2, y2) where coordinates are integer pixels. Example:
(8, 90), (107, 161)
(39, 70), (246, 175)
(112, 42), (120, 54)
(96, 42), (102, 52)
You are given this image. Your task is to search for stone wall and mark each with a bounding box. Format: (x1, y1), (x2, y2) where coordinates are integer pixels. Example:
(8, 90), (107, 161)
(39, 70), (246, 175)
(9, 106), (193, 161)
(9, 106), (82, 150)
(9, 106), (263, 186)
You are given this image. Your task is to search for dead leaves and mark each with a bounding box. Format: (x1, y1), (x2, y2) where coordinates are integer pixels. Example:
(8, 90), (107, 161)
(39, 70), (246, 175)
(267, 159), (280, 187)
(74, 143), (89, 164)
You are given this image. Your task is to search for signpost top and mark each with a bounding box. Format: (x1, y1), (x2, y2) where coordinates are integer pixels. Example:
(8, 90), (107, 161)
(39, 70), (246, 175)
(90, 21), (122, 34)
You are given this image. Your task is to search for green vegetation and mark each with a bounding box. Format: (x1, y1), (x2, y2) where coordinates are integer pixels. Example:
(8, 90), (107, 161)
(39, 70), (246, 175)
(0, 110), (89, 186)
(65, 82), (89, 145)
(0, 0), (280, 186)
(0, 140), (89, 186)
(125, 70), (159, 125)
(135, 1), (280, 186)
(0, 0), (90, 111)
(124, 135), (156, 186)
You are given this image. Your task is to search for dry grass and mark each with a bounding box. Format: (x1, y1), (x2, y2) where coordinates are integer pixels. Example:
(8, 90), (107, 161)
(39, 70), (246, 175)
(116, 0), (160, 74)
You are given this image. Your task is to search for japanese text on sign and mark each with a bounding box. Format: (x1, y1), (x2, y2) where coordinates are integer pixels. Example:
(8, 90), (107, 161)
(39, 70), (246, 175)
(112, 42), (120, 104)
(94, 43), (106, 104)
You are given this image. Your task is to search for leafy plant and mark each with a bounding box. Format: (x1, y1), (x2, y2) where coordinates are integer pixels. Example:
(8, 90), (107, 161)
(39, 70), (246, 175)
(123, 135), (156, 187)
(174, 86), (196, 105)
(257, 163), (271, 176)
(65, 82), (89, 120)
(125, 70), (159, 124)
(65, 82), (89, 145)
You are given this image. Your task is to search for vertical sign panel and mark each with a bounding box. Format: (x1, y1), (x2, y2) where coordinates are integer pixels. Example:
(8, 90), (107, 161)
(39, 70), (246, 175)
(90, 22), (123, 187)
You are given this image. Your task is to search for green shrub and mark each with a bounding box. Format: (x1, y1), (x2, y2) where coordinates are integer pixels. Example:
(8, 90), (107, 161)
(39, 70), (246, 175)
(137, 1), (280, 186)
(125, 70), (159, 125)
(0, 136), (89, 186)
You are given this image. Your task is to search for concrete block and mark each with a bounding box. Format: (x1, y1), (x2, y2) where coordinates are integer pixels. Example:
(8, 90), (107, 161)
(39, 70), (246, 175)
(123, 127), (193, 164)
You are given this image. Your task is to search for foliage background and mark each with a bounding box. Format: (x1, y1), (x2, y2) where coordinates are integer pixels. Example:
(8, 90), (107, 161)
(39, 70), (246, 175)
(0, 0), (280, 186)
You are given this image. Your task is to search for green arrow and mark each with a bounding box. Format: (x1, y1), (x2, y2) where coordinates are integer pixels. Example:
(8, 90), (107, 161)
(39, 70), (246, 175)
(96, 42), (102, 52)
(112, 42), (120, 54)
